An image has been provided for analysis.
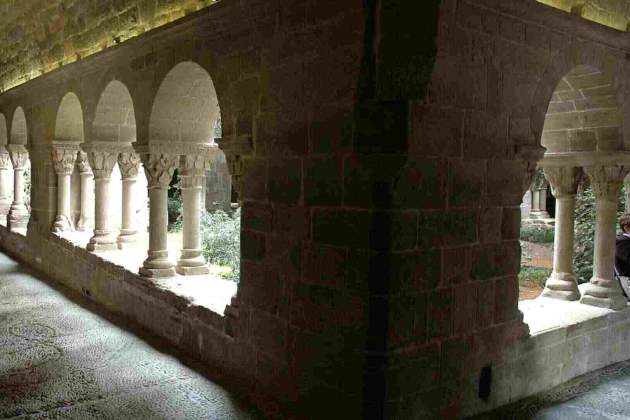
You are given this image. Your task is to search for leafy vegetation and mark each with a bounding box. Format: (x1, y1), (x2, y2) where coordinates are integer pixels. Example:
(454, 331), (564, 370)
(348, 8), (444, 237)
(201, 209), (240, 282)
(520, 224), (554, 243)
(518, 266), (551, 288)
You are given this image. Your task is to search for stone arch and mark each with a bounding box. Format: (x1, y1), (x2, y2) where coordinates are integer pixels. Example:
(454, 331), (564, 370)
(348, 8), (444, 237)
(541, 65), (621, 153)
(92, 80), (137, 143)
(531, 46), (624, 148)
(10, 107), (28, 145)
(54, 93), (84, 142)
(149, 61), (221, 145)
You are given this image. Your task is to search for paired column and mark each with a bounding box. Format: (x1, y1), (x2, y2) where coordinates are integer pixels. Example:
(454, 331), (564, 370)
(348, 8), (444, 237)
(541, 167), (582, 301)
(581, 165), (630, 310)
(176, 155), (210, 275)
(7, 145), (29, 231)
(139, 153), (178, 278)
(84, 147), (118, 251)
(51, 143), (78, 232)
(76, 151), (94, 231)
(0, 147), (12, 220)
(117, 152), (141, 249)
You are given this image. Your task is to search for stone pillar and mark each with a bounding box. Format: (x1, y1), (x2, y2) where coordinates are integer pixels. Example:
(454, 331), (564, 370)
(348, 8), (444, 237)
(539, 186), (548, 215)
(117, 152), (141, 249)
(0, 147), (12, 220)
(51, 143), (78, 232)
(531, 189), (540, 212)
(84, 148), (118, 251)
(581, 165), (630, 310)
(76, 151), (94, 231)
(7, 145), (29, 231)
(176, 155), (210, 275)
(139, 153), (178, 278)
(541, 167), (582, 300)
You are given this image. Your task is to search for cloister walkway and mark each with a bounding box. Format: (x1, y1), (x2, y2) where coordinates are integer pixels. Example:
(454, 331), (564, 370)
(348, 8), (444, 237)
(0, 252), (256, 419)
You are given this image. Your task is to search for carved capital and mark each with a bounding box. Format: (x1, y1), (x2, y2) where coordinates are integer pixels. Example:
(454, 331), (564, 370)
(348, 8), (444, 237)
(76, 151), (92, 174)
(85, 151), (118, 180)
(531, 168), (549, 190)
(543, 167), (582, 199)
(0, 147), (11, 170)
(514, 144), (545, 194)
(118, 152), (141, 179)
(585, 165), (630, 200)
(180, 154), (211, 172)
(7, 144), (29, 170)
(141, 153), (178, 188)
(215, 135), (253, 194)
(51, 143), (79, 175)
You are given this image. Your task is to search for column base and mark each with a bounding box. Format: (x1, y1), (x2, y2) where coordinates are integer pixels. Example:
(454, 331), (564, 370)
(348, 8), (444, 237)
(541, 271), (580, 301)
(141, 250), (175, 278)
(580, 277), (628, 310)
(52, 215), (74, 233)
(139, 266), (176, 278)
(117, 230), (137, 250)
(176, 264), (210, 276)
(8, 207), (28, 231)
(87, 231), (116, 252)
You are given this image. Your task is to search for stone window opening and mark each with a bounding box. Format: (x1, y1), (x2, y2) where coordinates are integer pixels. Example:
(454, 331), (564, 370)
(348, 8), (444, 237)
(520, 64), (629, 336)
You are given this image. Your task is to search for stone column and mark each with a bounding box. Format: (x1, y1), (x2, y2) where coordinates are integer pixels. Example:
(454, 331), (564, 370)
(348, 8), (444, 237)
(541, 167), (582, 300)
(139, 153), (178, 278)
(51, 143), (78, 232)
(76, 151), (94, 231)
(7, 145), (29, 231)
(117, 151), (141, 249)
(0, 147), (12, 220)
(531, 189), (540, 212)
(581, 165), (630, 310)
(176, 155), (210, 275)
(539, 186), (548, 215)
(83, 147), (118, 251)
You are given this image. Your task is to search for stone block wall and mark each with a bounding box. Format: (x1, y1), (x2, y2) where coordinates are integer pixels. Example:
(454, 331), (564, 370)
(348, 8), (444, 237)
(538, 0), (630, 30)
(0, 0), (217, 92)
(1, 0), (630, 418)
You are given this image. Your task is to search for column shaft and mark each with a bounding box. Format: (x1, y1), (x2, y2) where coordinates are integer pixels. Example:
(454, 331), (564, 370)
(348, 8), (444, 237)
(176, 170), (209, 275)
(140, 186), (175, 277)
(139, 152), (178, 278)
(7, 145), (29, 232)
(117, 152), (140, 249)
(77, 172), (94, 231)
(84, 148), (117, 252)
(581, 165), (629, 310)
(52, 173), (73, 232)
(541, 167), (581, 301)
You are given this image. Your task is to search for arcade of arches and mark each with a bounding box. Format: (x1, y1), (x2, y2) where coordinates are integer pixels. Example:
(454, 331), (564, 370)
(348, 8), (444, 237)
(8, 0), (630, 419)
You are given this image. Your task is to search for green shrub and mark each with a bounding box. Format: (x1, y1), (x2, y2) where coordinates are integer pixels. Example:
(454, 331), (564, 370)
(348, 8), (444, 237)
(518, 266), (551, 288)
(201, 208), (240, 282)
(520, 224), (554, 243)
(167, 170), (182, 231)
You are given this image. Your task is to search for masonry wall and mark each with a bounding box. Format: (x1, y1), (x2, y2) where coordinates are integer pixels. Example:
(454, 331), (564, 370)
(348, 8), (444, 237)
(537, 0), (630, 30)
(2, 0), (630, 419)
(0, 0), (217, 92)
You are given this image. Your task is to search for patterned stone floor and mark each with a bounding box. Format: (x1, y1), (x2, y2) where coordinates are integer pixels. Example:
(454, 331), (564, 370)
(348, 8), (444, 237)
(474, 359), (630, 419)
(0, 252), (257, 419)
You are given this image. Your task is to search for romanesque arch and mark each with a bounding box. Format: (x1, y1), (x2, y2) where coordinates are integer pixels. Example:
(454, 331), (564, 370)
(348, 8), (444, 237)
(140, 60), (234, 283)
(50, 93), (84, 232)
